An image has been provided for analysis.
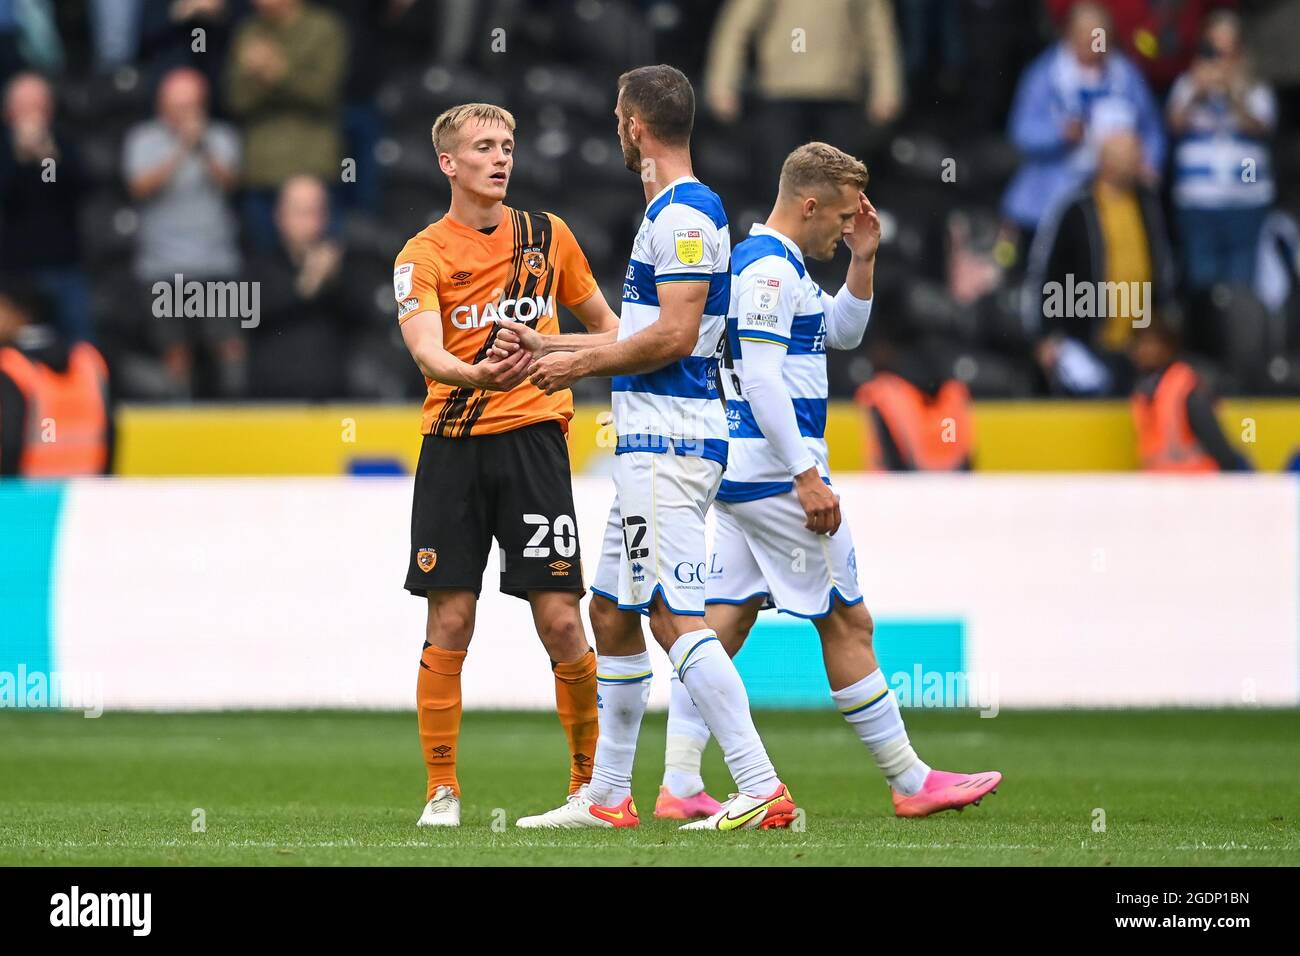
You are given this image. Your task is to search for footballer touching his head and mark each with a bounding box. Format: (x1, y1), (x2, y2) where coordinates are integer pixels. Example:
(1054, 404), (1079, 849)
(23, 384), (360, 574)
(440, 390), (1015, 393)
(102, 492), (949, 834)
(393, 103), (619, 827)
(701, 141), (1003, 816)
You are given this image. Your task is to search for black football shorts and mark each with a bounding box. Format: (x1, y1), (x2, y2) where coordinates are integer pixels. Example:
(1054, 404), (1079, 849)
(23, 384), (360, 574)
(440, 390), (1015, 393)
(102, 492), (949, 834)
(405, 420), (584, 599)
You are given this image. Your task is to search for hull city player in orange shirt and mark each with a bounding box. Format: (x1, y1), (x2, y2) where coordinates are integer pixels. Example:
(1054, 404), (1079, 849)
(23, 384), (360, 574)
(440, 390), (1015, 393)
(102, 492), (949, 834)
(395, 103), (618, 827)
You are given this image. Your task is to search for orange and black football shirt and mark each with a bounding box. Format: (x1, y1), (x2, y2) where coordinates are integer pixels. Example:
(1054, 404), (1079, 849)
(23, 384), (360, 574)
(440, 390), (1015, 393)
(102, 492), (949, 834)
(394, 206), (598, 437)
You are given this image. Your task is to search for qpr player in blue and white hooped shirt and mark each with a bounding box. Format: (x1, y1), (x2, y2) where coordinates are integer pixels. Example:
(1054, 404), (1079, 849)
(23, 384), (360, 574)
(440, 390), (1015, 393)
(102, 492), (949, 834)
(591, 176), (731, 614)
(708, 214), (874, 619)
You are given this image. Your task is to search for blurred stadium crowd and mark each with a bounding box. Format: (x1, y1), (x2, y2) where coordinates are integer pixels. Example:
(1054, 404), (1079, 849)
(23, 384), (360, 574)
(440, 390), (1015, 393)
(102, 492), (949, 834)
(1, 0), (1298, 408)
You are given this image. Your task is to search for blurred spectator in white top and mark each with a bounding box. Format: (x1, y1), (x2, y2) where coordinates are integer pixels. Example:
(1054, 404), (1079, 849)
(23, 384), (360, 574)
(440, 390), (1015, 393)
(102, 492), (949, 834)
(123, 67), (245, 399)
(125, 67), (241, 283)
(1002, 2), (1165, 238)
(1167, 10), (1276, 291)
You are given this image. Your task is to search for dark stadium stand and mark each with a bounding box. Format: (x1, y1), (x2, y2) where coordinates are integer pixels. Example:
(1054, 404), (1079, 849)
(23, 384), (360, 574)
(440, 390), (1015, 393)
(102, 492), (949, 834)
(4, 0), (1299, 404)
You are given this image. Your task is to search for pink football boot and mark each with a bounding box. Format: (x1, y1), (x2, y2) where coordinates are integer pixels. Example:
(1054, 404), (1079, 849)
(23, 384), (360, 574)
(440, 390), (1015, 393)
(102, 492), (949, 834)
(653, 785), (724, 820)
(893, 769), (1002, 818)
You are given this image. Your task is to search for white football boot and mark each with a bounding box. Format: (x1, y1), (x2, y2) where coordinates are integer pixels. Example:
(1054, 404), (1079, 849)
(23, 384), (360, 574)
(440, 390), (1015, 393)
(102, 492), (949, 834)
(515, 785), (639, 829)
(416, 785), (461, 827)
(679, 783), (796, 831)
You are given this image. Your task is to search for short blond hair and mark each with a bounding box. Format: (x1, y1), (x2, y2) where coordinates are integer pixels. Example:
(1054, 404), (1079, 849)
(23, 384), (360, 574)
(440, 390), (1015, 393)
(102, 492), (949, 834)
(431, 103), (516, 155)
(778, 142), (869, 199)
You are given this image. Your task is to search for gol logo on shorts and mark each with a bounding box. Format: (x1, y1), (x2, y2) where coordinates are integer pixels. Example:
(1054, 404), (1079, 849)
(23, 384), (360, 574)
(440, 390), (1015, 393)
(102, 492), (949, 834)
(417, 548), (438, 573)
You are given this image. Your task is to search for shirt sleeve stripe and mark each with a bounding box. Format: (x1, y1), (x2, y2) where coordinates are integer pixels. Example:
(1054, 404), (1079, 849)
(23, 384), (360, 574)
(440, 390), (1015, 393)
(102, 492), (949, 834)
(738, 330), (791, 348)
(655, 272), (714, 283)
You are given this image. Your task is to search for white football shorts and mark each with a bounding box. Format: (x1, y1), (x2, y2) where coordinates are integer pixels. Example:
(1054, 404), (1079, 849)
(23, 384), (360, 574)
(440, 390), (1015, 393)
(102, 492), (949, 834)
(706, 488), (863, 619)
(591, 451), (723, 616)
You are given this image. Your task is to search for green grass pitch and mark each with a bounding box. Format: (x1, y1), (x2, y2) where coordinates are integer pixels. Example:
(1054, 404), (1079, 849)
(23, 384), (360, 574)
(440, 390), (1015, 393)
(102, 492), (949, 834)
(1, 708), (1297, 866)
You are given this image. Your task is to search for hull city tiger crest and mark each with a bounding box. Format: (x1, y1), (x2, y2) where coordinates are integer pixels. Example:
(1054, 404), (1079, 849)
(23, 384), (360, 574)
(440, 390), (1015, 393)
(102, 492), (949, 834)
(417, 548), (437, 573)
(523, 248), (547, 279)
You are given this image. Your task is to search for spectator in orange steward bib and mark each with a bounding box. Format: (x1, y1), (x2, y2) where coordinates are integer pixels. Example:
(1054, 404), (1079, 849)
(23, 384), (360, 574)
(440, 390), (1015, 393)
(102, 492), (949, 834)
(0, 283), (113, 477)
(854, 338), (973, 471)
(1129, 316), (1249, 473)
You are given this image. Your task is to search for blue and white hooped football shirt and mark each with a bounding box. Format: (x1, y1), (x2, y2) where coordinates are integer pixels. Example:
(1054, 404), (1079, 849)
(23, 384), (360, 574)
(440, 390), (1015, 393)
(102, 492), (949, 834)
(717, 223), (830, 502)
(612, 176), (730, 467)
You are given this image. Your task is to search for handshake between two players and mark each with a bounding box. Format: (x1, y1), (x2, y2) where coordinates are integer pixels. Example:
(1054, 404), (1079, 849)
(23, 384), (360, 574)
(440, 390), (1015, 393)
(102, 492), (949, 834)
(396, 64), (1000, 831)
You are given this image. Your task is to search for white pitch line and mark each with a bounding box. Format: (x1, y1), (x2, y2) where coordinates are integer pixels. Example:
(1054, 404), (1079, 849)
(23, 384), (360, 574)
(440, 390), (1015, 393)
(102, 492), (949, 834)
(2, 839), (1293, 852)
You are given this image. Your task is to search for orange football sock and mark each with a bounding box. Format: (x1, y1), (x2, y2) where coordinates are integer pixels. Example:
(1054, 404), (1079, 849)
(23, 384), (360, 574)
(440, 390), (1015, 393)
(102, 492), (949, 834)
(418, 642), (466, 799)
(553, 649), (599, 794)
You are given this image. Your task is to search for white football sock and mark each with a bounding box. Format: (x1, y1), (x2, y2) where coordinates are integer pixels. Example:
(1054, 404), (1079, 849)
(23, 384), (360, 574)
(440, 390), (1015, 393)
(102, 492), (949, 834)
(832, 668), (931, 796)
(587, 652), (652, 806)
(663, 670), (710, 797)
(668, 629), (779, 798)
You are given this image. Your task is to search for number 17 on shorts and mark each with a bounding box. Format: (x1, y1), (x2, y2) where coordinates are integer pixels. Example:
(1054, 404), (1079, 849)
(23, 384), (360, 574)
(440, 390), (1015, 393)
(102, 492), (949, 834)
(592, 451), (722, 615)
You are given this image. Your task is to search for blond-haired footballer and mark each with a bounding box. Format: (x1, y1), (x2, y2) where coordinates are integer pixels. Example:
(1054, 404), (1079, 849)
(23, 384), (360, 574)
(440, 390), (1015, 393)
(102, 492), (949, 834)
(394, 103), (617, 826)
(696, 141), (1002, 817)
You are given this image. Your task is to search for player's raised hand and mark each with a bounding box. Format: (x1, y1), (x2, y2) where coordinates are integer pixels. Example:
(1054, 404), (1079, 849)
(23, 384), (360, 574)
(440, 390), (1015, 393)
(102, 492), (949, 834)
(794, 468), (841, 536)
(528, 351), (587, 395)
(471, 345), (532, 391)
(844, 193), (881, 262)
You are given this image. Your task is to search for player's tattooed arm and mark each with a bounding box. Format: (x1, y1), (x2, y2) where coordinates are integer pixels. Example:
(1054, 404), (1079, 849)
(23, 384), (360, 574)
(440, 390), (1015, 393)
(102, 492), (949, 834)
(489, 288), (619, 360)
(527, 280), (706, 394)
(400, 309), (530, 392)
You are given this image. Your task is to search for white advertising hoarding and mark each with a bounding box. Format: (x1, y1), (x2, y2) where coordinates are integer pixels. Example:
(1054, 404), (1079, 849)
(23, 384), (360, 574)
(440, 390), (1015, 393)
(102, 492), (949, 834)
(3, 475), (1294, 711)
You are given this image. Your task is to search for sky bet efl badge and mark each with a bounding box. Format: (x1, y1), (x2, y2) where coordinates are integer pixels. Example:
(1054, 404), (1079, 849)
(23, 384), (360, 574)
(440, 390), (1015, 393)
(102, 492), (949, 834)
(754, 276), (780, 311)
(674, 228), (704, 265)
(393, 262), (414, 300)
